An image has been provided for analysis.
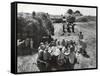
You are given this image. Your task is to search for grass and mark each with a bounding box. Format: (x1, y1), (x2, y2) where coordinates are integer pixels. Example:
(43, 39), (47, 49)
(17, 21), (97, 72)
(74, 21), (96, 69)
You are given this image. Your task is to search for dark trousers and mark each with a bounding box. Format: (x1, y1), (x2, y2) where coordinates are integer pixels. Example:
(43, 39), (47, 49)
(72, 26), (75, 33)
(37, 60), (51, 71)
(37, 62), (46, 71)
(67, 27), (71, 33)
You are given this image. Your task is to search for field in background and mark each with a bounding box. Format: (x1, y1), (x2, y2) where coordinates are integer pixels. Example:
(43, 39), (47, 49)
(17, 18), (97, 72)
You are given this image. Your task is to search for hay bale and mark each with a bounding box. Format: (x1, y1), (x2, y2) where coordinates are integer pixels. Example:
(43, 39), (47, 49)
(17, 12), (54, 49)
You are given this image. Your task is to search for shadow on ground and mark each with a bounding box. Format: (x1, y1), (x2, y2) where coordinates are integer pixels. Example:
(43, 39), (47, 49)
(17, 46), (38, 56)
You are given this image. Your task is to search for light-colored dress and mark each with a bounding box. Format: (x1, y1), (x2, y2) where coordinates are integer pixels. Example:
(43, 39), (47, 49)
(51, 46), (61, 56)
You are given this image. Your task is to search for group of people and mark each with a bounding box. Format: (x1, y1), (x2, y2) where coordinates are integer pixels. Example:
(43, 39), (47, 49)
(62, 12), (76, 34)
(37, 32), (89, 71)
(17, 38), (34, 49)
(63, 19), (76, 34)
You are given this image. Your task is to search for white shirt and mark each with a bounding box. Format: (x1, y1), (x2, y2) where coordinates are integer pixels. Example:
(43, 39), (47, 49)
(51, 47), (61, 56)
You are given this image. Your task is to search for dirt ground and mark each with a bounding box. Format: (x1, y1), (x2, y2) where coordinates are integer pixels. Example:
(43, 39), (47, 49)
(17, 21), (97, 72)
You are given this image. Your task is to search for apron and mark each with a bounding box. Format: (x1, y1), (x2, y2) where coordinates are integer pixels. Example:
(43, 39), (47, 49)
(69, 52), (76, 64)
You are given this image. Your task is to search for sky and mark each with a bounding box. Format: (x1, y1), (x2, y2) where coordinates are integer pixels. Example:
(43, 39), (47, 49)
(18, 3), (96, 16)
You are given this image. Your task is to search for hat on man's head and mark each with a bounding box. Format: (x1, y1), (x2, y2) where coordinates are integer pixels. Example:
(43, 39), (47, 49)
(41, 45), (46, 50)
(40, 42), (44, 45)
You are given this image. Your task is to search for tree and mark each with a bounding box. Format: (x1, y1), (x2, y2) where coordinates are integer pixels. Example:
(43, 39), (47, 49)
(67, 9), (73, 14)
(75, 10), (80, 14)
(74, 10), (83, 16)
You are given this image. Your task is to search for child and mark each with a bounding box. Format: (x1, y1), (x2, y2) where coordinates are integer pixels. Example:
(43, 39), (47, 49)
(78, 32), (84, 40)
